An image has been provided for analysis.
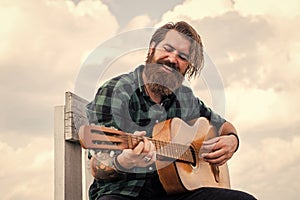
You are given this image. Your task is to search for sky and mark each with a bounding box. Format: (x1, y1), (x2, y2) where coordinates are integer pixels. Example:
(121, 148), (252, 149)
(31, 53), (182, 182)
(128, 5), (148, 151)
(0, 0), (300, 199)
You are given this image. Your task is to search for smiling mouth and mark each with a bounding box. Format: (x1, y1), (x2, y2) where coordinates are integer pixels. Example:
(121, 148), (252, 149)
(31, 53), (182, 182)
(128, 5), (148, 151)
(161, 64), (175, 73)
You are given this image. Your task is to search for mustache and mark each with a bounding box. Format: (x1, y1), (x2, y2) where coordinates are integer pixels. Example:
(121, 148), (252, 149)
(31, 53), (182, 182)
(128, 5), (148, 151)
(156, 59), (179, 72)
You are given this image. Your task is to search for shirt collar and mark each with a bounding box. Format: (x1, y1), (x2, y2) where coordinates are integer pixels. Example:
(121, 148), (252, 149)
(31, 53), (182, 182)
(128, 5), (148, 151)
(133, 64), (147, 95)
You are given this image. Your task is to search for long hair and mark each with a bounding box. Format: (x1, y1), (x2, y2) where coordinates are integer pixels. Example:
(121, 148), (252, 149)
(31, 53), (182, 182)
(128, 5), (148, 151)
(146, 21), (204, 80)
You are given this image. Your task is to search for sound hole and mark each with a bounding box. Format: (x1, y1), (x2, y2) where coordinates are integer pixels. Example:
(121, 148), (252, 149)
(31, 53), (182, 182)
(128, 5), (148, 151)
(190, 146), (197, 167)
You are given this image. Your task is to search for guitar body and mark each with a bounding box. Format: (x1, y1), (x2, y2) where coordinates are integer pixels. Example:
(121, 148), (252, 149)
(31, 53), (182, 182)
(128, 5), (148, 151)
(79, 117), (231, 195)
(153, 117), (231, 194)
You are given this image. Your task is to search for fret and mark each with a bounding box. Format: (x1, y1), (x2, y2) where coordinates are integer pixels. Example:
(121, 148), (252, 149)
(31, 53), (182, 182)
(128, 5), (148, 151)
(127, 134), (133, 149)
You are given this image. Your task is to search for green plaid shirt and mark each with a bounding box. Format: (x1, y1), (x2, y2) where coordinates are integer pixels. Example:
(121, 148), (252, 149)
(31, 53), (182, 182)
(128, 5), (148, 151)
(86, 65), (226, 199)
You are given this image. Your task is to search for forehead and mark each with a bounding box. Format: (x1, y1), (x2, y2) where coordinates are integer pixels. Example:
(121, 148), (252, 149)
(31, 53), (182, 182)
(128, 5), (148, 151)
(158, 30), (191, 54)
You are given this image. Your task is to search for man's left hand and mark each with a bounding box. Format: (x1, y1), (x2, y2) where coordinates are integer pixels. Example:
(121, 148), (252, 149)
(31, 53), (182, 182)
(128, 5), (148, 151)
(200, 134), (238, 166)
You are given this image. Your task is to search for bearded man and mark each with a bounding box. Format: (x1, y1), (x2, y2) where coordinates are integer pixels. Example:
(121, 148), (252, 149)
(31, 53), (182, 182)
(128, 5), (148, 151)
(86, 21), (256, 200)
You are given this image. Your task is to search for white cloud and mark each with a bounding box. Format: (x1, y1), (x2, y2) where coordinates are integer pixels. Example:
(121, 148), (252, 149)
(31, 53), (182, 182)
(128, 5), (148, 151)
(123, 14), (153, 31)
(230, 135), (300, 199)
(155, 1), (300, 199)
(0, 0), (119, 134)
(159, 0), (300, 23)
(0, 136), (54, 200)
(1, 0), (299, 199)
(0, 0), (118, 199)
(159, 0), (233, 25)
(226, 86), (300, 131)
(235, 0), (300, 18)
(0, 0), (118, 74)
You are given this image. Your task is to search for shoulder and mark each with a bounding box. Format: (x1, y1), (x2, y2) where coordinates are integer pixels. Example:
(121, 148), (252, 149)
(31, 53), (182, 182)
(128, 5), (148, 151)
(96, 66), (142, 98)
(178, 84), (193, 93)
(175, 84), (196, 99)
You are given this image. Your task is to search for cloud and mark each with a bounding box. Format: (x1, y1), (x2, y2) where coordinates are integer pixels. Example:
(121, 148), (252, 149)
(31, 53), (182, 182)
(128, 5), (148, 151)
(155, 1), (300, 199)
(230, 135), (300, 199)
(101, 0), (185, 28)
(123, 14), (153, 31)
(0, 136), (54, 200)
(159, 0), (234, 24)
(0, 0), (118, 135)
(226, 86), (300, 133)
(0, 0), (118, 199)
(234, 0), (300, 18)
(1, 0), (299, 199)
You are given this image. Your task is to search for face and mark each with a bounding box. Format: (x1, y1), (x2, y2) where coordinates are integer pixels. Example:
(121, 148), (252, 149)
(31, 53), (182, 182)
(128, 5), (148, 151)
(144, 30), (191, 96)
(151, 29), (191, 75)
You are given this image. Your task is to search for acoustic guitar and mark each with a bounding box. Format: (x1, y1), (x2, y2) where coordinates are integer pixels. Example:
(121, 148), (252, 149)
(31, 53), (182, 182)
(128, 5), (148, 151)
(79, 117), (230, 194)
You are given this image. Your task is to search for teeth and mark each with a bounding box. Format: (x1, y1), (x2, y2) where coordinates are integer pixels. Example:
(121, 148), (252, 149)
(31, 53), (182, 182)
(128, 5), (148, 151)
(163, 65), (174, 72)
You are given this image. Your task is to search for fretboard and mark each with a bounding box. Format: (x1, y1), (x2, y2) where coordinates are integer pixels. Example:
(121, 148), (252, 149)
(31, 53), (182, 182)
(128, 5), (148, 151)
(126, 135), (194, 163)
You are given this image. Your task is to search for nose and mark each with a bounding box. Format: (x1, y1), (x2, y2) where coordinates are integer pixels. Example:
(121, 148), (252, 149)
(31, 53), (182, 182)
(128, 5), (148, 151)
(167, 52), (178, 64)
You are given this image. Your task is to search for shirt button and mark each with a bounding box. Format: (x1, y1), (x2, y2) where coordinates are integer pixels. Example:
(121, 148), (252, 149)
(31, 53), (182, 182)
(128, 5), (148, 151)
(149, 166), (153, 171)
(155, 120), (159, 124)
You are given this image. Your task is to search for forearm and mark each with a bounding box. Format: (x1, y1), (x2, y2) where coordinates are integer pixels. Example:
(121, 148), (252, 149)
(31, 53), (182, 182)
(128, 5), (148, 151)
(219, 121), (239, 152)
(219, 121), (237, 136)
(90, 151), (122, 180)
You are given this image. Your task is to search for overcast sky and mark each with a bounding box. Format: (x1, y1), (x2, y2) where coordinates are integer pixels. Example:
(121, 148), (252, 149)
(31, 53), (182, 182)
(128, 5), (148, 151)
(0, 0), (300, 199)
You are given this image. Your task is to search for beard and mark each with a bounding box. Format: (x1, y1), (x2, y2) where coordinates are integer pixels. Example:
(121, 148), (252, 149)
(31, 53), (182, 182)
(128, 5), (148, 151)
(144, 51), (184, 96)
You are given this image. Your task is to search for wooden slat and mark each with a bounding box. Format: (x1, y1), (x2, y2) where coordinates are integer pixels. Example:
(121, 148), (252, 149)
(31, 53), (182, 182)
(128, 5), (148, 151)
(55, 91), (92, 200)
(64, 91), (89, 141)
(54, 106), (65, 200)
(64, 92), (89, 200)
(65, 140), (82, 200)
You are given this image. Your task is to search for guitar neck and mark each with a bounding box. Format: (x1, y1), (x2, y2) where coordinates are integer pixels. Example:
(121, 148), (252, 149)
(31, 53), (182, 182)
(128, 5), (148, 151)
(128, 135), (194, 163)
(79, 125), (195, 163)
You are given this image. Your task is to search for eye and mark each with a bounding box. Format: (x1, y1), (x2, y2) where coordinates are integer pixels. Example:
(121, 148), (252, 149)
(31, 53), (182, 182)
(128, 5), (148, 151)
(163, 45), (173, 52)
(163, 44), (189, 61)
(178, 53), (188, 61)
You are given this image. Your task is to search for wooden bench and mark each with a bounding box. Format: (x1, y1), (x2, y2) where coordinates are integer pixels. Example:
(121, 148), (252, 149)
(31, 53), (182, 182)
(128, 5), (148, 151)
(54, 91), (93, 200)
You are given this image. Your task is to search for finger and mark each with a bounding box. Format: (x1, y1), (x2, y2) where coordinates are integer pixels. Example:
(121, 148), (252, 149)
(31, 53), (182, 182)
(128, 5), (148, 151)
(201, 143), (216, 152)
(145, 141), (156, 158)
(203, 152), (224, 164)
(133, 131), (146, 136)
(151, 150), (157, 162)
(202, 148), (224, 159)
(149, 141), (156, 152)
(142, 138), (151, 154)
(142, 141), (156, 162)
(133, 141), (144, 154)
(210, 137), (231, 152)
(149, 142), (157, 162)
(202, 137), (220, 145)
(203, 149), (233, 166)
(205, 155), (227, 166)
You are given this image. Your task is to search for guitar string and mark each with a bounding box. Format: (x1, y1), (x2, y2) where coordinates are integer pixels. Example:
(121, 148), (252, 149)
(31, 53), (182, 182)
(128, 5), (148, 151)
(113, 134), (196, 163)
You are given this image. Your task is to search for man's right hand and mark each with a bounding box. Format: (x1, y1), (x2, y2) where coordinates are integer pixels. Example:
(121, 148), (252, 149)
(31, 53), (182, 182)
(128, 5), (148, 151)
(116, 131), (156, 170)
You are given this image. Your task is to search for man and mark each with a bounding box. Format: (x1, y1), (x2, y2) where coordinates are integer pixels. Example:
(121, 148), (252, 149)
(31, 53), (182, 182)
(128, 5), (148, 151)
(86, 21), (256, 200)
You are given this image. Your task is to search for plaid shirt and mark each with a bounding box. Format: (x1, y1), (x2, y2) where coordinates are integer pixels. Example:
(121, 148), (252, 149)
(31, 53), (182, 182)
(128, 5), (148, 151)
(86, 65), (226, 199)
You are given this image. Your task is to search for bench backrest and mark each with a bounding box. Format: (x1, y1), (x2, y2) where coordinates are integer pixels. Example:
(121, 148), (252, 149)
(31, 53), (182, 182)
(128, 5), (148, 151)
(54, 91), (92, 200)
